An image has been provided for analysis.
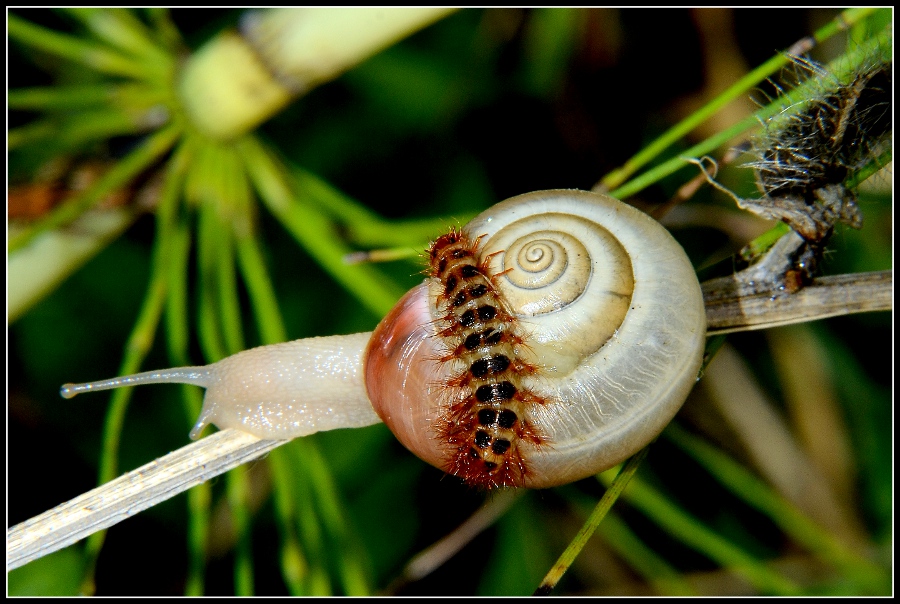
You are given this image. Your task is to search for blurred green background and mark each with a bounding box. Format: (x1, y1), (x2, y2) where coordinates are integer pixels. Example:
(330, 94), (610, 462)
(8, 8), (891, 595)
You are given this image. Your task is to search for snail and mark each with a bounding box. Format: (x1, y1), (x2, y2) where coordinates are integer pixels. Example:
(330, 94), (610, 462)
(61, 189), (706, 489)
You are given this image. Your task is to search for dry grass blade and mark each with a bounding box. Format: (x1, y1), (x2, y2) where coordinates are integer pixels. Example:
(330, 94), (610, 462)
(703, 271), (892, 335)
(388, 489), (522, 591)
(7, 429), (286, 572)
(702, 345), (870, 551)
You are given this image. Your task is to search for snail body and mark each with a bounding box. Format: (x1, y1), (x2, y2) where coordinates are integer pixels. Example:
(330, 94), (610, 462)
(61, 189), (706, 489)
(61, 333), (381, 439)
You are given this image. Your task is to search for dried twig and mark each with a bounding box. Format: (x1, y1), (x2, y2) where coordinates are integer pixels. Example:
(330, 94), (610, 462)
(704, 270), (892, 335)
(6, 269), (892, 572)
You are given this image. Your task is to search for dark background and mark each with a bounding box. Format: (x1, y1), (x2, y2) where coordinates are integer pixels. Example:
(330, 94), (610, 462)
(8, 8), (891, 595)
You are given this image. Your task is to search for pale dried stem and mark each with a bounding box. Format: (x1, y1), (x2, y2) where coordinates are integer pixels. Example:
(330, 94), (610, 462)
(7, 430), (286, 571)
(395, 489), (522, 587)
(6, 269), (892, 572)
(703, 270), (892, 335)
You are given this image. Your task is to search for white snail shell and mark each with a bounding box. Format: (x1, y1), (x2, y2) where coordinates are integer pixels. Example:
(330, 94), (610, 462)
(61, 189), (706, 489)
(364, 190), (706, 488)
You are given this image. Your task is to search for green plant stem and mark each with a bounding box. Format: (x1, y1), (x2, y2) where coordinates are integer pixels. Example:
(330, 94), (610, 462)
(300, 440), (371, 596)
(562, 489), (695, 596)
(600, 471), (802, 595)
(6, 120), (56, 149)
(846, 148), (893, 190)
(238, 261), (317, 596)
(145, 8), (184, 53)
(267, 449), (313, 595)
(8, 108), (151, 153)
(9, 121), (182, 252)
(238, 136), (405, 318)
(57, 7), (173, 76)
(196, 203), (229, 363)
(195, 200), (256, 594)
(78, 198), (178, 594)
(216, 228), (245, 354)
(599, 509), (695, 596)
(721, 125), (888, 265)
(217, 147), (250, 352)
(226, 464), (255, 596)
(235, 234), (288, 345)
(164, 225), (192, 366)
(182, 445), (211, 597)
(8, 84), (139, 109)
(157, 142), (212, 595)
(191, 141), (267, 595)
(8, 12), (150, 79)
(169, 227), (211, 597)
(291, 166), (473, 247)
(233, 194), (317, 594)
(159, 139), (194, 362)
(166, 226), (211, 597)
(738, 222), (791, 263)
(288, 443), (333, 595)
(610, 20), (888, 203)
(534, 447), (649, 595)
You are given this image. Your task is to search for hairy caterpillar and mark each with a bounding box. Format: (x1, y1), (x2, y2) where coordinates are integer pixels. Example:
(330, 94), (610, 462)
(426, 227), (547, 488)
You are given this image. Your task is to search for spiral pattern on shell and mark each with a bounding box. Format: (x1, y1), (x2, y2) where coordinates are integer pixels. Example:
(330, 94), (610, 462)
(364, 189), (706, 489)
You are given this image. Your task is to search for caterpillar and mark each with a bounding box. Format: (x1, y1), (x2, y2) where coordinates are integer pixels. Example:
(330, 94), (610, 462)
(426, 228), (547, 488)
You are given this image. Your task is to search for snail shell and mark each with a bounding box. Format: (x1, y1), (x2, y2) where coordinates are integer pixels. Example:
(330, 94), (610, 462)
(61, 189), (705, 489)
(364, 190), (706, 488)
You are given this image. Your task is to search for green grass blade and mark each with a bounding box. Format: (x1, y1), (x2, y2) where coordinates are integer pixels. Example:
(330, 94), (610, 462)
(291, 166), (473, 248)
(610, 20), (890, 202)
(9, 121), (182, 252)
(226, 465), (255, 595)
(599, 509), (695, 595)
(238, 136), (405, 319)
(9, 84), (116, 109)
(215, 227), (245, 354)
(8, 12), (149, 79)
(600, 470), (802, 595)
(164, 219), (212, 597)
(78, 202), (176, 593)
(286, 441), (334, 595)
(535, 447), (648, 595)
(235, 234), (288, 345)
(194, 190), (255, 593)
(664, 423), (888, 593)
(155, 142), (213, 596)
(196, 202), (229, 363)
(301, 441), (372, 595)
(562, 488), (695, 596)
(9, 110), (153, 155)
(144, 8), (184, 52)
(58, 7), (172, 73)
(267, 448), (313, 595)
